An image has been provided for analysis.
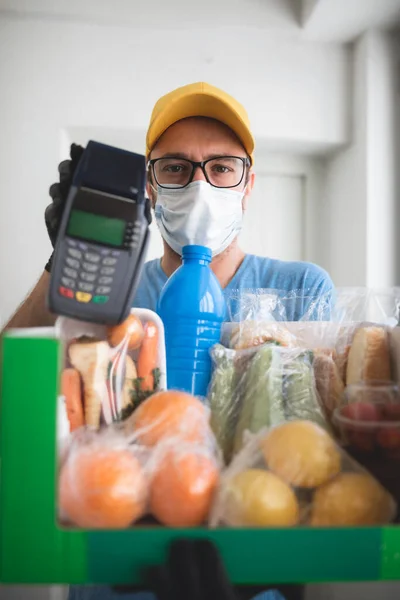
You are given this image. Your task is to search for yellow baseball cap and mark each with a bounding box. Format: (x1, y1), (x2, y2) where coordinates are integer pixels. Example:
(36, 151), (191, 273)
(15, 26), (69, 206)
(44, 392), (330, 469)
(146, 82), (255, 164)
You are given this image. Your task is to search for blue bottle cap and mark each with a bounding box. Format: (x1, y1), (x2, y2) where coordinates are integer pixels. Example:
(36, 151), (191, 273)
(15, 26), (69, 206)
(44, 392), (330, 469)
(182, 245), (212, 261)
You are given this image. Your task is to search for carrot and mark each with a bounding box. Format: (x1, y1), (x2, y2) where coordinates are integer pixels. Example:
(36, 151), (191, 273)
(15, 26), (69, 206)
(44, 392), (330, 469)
(137, 321), (159, 392)
(62, 368), (85, 432)
(107, 314), (144, 350)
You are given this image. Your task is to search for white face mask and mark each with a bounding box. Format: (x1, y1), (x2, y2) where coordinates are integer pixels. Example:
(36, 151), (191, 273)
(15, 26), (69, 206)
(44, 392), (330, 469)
(154, 180), (245, 257)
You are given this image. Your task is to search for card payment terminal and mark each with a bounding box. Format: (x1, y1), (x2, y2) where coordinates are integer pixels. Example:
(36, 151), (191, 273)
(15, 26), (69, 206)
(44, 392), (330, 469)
(47, 141), (149, 325)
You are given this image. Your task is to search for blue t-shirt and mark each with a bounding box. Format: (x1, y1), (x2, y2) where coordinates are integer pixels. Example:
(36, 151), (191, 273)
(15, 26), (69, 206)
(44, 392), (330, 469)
(133, 253), (334, 321)
(68, 254), (331, 600)
(68, 586), (285, 600)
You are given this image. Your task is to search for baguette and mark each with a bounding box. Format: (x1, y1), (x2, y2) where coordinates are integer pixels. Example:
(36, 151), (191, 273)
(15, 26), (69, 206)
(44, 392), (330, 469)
(346, 326), (391, 385)
(334, 345), (351, 385)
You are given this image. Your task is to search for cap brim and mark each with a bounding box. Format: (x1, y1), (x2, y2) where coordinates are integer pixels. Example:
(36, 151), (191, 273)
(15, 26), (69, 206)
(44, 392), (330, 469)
(147, 91), (254, 163)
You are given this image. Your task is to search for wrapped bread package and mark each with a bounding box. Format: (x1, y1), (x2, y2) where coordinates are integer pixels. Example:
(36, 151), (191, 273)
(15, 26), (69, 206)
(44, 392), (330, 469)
(210, 420), (397, 528)
(313, 352), (345, 421)
(346, 326), (392, 385)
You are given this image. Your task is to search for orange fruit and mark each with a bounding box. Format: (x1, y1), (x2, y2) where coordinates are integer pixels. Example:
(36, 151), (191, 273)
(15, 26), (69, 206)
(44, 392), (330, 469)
(107, 314), (144, 350)
(131, 390), (208, 446)
(150, 448), (219, 527)
(59, 446), (146, 528)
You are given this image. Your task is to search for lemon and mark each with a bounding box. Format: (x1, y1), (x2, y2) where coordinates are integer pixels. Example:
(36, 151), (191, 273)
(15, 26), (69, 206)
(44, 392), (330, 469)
(310, 473), (395, 526)
(261, 421), (341, 488)
(223, 469), (299, 527)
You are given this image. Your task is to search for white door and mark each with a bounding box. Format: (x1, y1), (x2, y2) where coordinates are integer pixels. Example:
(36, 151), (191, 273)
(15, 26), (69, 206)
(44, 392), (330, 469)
(239, 174), (305, 262)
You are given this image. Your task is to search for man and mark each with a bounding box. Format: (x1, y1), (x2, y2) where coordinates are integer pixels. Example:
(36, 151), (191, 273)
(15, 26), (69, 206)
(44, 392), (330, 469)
(4, 81), (333, 330)
(3, 82), (332, 600)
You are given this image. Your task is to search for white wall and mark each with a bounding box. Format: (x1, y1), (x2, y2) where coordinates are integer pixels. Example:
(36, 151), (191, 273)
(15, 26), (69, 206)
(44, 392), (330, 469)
(0, 13), (350, 324)
(320, 38), (368, 287)
(366, 31), (399, 287)
(321, 30), (400, 288)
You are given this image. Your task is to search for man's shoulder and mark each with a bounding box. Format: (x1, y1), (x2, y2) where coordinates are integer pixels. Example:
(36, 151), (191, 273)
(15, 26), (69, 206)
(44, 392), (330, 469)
(141, 257), (161, 276)
(240, 254), (333, 292)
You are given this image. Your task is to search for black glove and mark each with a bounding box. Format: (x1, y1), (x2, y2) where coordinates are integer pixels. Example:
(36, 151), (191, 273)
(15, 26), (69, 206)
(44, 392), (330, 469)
(44, 143), (85, 272)
(44, 144), (152, 272)
(143, 539), (237, 600)
(113, 539), (276, 600)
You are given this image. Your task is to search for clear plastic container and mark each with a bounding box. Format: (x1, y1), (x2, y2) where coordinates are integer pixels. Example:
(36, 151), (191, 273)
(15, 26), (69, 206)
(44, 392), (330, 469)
(334, 386), (400, 517)
(343, 381), (400, 405)
(55, 307), (166, 447)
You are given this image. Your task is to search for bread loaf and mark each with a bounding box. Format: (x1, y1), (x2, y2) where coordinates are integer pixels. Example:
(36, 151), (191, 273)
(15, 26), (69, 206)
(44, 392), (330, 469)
(346, 326), (391, 385)
(313, 352), (345, 419)
(230, 321), (296, 350)
(334, 345), (351, 385)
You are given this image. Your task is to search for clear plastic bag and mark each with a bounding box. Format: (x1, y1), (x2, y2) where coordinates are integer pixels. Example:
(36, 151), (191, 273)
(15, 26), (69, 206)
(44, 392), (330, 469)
(226, 287), (400, 331)
(331, 287), (400, 327)
(146, 434), (220, 527)
(58, 426), (150, 529)
(224, 287), (348, 355)
(227, 288), (334, 323)
(208, 343), (329, 463)
(215, 288), (398, 448)
(58, 388), (222, 529)
(210, 420), (397, 528)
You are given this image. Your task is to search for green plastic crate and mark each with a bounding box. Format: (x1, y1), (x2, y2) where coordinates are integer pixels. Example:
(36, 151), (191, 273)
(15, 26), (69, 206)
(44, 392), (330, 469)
(1, 330), (400, 585)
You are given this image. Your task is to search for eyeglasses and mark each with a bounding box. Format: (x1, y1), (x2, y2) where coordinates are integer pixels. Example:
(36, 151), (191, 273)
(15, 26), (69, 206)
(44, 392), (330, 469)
(148, 155), (250, 189)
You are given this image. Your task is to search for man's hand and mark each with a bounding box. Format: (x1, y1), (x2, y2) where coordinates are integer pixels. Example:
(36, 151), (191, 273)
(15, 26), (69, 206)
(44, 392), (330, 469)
(143, 539), (237, 600)
(44, 143), (152, 272)
(44, 143), (85, 271)
(113, 539), (286, 600)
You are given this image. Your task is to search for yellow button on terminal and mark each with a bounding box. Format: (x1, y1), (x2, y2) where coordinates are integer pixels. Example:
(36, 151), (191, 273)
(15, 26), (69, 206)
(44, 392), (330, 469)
(76, 292), (92, 303)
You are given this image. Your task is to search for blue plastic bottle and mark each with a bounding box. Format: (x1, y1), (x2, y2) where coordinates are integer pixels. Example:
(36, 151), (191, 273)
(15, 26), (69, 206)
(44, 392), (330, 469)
(157, 244), (226, 399)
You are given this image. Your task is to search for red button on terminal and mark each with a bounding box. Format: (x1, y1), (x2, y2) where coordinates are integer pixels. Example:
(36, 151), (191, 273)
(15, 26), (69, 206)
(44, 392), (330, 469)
(59, 286), (74, 299)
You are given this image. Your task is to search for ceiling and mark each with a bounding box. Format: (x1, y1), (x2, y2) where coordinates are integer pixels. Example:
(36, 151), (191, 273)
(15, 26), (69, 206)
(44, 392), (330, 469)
(0, 0), (399, 43)
(298, 0), (400, 42)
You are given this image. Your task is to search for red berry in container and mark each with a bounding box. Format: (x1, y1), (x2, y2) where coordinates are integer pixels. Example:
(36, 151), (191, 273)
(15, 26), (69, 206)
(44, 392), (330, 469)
(380, 404), (400, 422)
(376, 427), (400, 450)
(348, 430), (375, 453)
(342, 402), (382, 422)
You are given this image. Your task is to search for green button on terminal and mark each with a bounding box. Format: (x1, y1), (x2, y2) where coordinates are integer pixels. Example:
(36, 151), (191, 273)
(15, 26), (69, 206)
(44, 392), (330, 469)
(92, 295), (109, 304)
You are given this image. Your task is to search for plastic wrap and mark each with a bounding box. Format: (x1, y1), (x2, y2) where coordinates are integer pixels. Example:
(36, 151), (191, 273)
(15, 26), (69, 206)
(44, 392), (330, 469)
(209, 343), (329, 463)
(330, 287), (400, 327)
(57, 389), (222, 529)
(55, 308), (166, 434)
(211, 289), (398, 454)
(227, 288), (334, 323)
(210, 420), (397, 528)
(226, 287), (400, 327)
(223, 288), (350, 358)
(58, 427), (150, 529)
